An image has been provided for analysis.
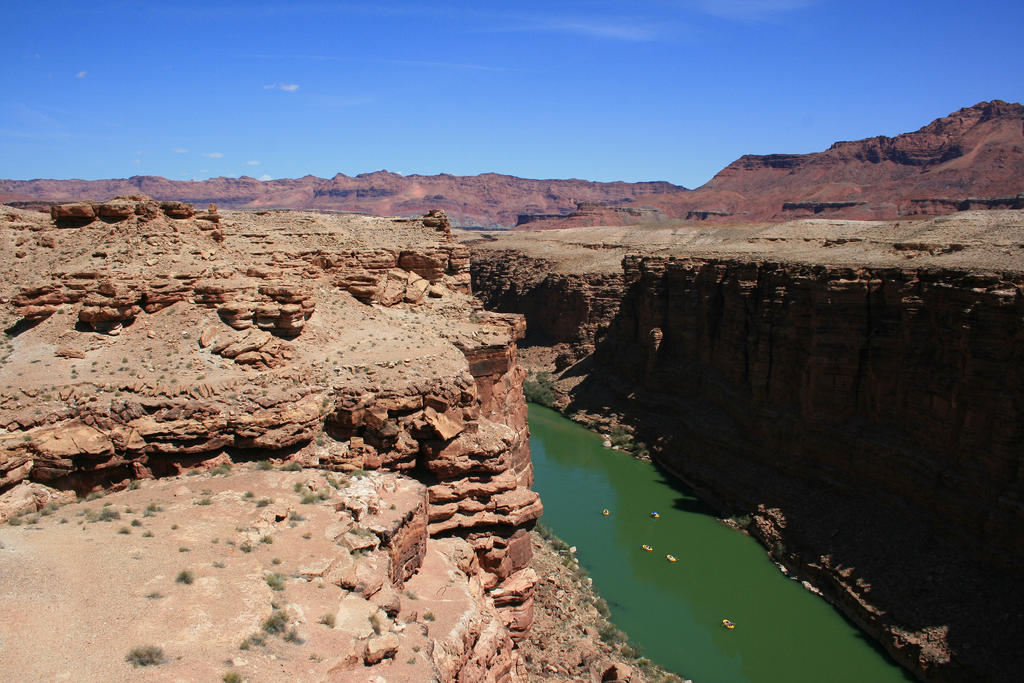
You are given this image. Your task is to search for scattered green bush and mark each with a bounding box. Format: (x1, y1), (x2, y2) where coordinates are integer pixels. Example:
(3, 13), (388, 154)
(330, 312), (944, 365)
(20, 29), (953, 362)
(279, 462), (302, 472)
(255, 460), (274, 471)
(422, 611), (435, 622)
(262, 610), (289, 635)
(265, 573), (286, 591)
(319, 613), (336, 628)
(222, 671), (243, 683)
(523, 372), (556, 406)
(125, 645), (164, 667)
(176, 570), (195, 585)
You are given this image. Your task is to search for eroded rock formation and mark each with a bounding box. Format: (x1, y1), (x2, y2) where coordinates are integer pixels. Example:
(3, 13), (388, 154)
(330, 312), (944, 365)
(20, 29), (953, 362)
(0, 201), (540, 681)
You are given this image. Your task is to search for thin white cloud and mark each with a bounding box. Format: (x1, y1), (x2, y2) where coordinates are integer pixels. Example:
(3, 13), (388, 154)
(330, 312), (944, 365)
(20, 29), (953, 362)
(263, 83), (300, 92)
(695, 0), (818, 21)
(258, 174), (272, 181)
(173, 148), (188, 154)
(490, 18), (660, 42)
(201, 152), (224, 158)
(75, 71), (87, 78)
(263, 83), (277, 89)
(247, 160), (260, 165)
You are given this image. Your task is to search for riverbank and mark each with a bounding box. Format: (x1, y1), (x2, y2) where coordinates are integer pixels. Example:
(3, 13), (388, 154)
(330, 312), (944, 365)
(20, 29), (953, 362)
(523, 525), (686, 683)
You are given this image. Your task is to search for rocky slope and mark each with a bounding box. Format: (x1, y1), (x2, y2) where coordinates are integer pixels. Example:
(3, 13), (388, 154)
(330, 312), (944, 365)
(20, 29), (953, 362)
(0, 200), (547, 681)
(0, 172), (686, 229)
(466, 211), (1024, 683)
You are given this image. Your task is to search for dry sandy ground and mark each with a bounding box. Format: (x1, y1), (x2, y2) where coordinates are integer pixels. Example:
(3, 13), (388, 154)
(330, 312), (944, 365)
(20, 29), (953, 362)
(461, 210), (1024, 274)
(0, 466), (448, 682)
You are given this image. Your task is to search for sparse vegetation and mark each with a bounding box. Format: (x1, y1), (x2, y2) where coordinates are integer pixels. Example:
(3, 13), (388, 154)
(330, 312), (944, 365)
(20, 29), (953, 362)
(209, 463), (232, 476)
(196, 497), (212, 506)
(523, 371), (557, 406)
(423, 610), (435, 622)
(239, 633), (266, 650)
(176, 570), (195, 585)
(261, 610), (289, 635)
(125, 645), (164, 667)
(265, 573), (286, 591)
(255, 498), (272, 508)
(279, 462), (302, 472)
(255, 460), (274, 471)
(283, 627), (303, 644)
(222, 671), (243, 683)
(239, 541), (253, 553)
(318, 613), (336, 628)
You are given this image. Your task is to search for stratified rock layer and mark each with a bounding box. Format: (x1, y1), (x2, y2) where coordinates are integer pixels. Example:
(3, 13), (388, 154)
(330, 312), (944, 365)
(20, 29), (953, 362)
(468, 220), (1024, 682)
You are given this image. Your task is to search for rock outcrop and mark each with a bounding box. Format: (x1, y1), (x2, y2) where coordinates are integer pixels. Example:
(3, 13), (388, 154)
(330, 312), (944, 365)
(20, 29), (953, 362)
(0, 201), (541, 680)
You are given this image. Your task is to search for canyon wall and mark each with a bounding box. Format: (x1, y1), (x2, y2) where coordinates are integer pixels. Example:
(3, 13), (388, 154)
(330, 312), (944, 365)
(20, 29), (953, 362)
(470, 246), (1024, 682)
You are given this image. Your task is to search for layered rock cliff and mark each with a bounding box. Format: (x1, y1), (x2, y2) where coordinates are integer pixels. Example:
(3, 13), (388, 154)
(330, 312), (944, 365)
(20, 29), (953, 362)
(467, 213), (1024, 682)
(0, 201), (541, 681)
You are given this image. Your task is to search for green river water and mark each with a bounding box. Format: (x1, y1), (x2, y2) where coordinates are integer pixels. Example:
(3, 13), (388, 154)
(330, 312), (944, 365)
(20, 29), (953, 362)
(528, 404), (913, 683)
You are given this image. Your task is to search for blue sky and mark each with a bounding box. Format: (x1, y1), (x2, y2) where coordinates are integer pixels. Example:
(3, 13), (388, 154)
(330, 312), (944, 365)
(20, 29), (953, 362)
(2, 1), (1021, 187)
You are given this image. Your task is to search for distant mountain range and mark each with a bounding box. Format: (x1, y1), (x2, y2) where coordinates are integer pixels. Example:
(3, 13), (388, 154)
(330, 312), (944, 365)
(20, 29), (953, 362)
(2, 100), (1021, 227)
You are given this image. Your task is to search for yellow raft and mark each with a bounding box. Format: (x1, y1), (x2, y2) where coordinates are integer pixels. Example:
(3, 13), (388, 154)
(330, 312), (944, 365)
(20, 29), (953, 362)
(641, 544), (653, 552)
(666, 554), (677, 562)
(722, 619), (735, 630)
(602, 509), (610, 516)
(650, 511), (660, 518)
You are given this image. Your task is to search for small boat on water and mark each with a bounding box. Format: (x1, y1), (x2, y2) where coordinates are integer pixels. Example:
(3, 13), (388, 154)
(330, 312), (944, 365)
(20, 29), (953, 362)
(602, 509), (610, 516)
(722, 619), (735, 630)
(641, 544), (653, 552)
(650, 511), (660, 518)
(666, 554), (677, 562)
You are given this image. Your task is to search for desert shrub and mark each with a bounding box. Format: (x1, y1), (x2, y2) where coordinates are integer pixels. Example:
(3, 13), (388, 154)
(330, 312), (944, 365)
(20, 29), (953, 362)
(255, 460), (273, 471)
(98, 508), (120, 522)
(118, 526), (131, 535)
(523, 372), (556, 406)
(130, 519), (142, 527)
(319, 613), (336, 628)
(262, 610), (289, 635)
(209, 463), (232, 476)
(176, 570), (195, 585)
(260, 535), (273, 545)
(279, 462), (302, 472)
(142, 531), (154, 538)
(289, 511), (305, 522)
(283, 627), (303, 644)
(265, 573), (286, 591)
(239, 633), (266, 649)
(255, 498), (272, 508)
(125, 645), (164, 667)
(598, 623), (625, 645)
(128, 480), (141, 490)
(196, 497), (212, 506)
(300, 493), (317, 505)
(222, 671), (243, 683)
(422, 611), (435, 622)
(239, 541), (253, 553)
